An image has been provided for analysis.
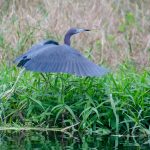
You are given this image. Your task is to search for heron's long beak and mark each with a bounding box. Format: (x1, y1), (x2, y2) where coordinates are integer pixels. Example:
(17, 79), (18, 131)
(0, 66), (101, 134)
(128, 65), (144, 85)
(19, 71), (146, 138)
(77, 29), (91, 33)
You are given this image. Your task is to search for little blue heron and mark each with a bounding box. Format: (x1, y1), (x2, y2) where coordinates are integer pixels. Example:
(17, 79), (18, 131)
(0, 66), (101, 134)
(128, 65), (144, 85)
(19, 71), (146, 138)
(14, 28), (108, 77)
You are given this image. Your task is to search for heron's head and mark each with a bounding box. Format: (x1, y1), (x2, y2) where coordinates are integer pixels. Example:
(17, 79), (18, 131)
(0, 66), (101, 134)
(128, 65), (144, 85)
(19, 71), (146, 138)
(64, 28), (90, 45)
(68, 28), (90, 35)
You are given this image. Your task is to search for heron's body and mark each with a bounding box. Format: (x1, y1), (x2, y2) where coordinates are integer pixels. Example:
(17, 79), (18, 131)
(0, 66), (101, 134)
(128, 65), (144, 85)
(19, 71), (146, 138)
(14, 28), (109, 77)
(15, 40), (58, 64)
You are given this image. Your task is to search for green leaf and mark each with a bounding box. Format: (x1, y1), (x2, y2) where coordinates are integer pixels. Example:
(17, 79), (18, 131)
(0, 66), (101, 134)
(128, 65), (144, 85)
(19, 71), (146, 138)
(29, 97), (44, 110)
(118, 24), (126, 32)
(125, 12), (135, 25)
(64, 105), (78, 122)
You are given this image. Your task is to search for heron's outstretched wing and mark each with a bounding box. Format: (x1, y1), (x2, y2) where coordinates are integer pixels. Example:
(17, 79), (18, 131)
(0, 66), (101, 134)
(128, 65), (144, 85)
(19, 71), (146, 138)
(14, 40), (59, 65)
(18, 44), (109, 77)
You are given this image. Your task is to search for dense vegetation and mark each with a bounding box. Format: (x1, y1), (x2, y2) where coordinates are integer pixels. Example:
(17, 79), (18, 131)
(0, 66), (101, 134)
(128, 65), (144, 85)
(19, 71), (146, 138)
(0, 62), (150, 136)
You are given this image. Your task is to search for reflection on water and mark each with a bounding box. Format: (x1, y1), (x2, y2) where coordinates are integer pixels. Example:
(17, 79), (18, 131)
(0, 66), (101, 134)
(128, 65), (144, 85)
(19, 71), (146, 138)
(0, 131), (149, 150)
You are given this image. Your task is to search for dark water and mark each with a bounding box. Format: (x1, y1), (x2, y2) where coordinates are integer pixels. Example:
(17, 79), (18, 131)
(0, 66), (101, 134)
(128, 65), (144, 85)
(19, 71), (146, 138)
(0, 131), (149, 150)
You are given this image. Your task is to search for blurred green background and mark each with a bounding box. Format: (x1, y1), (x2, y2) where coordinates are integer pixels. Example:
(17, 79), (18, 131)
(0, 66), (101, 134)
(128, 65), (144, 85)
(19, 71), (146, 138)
(0, 0), (150, 69)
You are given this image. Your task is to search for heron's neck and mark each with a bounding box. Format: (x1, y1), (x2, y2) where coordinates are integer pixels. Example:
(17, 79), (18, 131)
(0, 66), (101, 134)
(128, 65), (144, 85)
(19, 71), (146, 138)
(64, 33), (72, 46)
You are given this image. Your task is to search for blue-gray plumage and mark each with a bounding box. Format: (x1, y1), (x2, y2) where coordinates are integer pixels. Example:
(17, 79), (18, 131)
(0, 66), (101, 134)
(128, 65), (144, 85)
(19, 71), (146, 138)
(14, 28), (109, 77)
(15, 40), (59, 65)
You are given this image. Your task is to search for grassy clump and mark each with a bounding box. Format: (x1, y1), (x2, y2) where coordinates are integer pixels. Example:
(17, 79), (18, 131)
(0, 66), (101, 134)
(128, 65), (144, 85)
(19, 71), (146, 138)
(0, 63), (150, 136)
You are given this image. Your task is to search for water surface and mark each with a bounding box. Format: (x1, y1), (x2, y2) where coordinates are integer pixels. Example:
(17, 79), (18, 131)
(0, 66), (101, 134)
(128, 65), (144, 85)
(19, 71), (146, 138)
(0, 131), (149, 150)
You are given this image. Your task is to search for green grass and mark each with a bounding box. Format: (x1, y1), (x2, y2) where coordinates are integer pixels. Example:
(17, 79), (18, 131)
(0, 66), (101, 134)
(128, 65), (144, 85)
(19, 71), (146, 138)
(0, 62), (150, 136)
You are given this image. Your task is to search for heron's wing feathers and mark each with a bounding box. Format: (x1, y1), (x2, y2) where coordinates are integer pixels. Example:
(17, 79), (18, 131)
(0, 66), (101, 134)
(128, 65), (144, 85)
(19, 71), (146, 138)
(14, 40), (59, 64)
(21, 45), (108, 77)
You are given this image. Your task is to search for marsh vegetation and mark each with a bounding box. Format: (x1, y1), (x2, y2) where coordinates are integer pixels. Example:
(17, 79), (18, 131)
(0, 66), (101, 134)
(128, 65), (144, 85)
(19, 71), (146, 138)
(0, 0), (150, 149)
